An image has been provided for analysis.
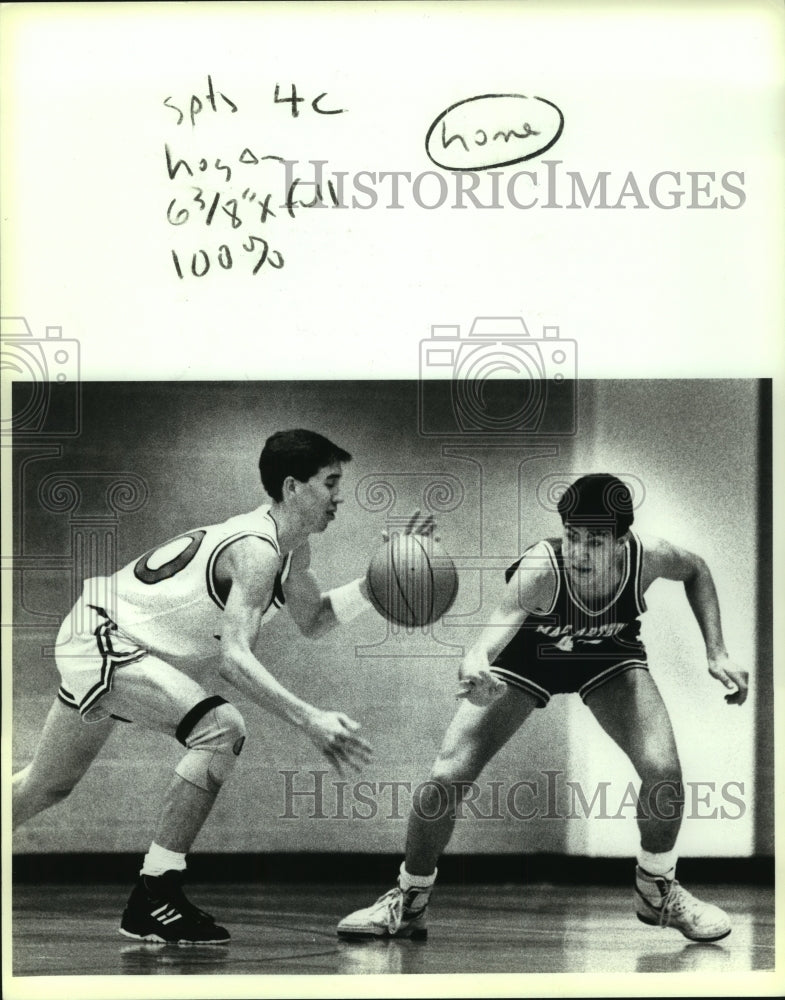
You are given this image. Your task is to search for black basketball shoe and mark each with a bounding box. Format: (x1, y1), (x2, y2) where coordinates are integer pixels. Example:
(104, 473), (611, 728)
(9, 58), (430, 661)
(119, 870), (230, 944)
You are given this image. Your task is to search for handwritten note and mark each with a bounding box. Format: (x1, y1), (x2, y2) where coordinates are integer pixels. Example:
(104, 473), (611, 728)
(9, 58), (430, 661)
(163, 75), (347, 280)
(425, 94), (564, 170)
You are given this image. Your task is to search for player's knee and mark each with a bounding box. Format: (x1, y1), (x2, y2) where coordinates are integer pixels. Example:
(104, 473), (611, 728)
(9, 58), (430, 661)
(16, 765), (75, 804)
(174, 696), (247, 795)
(638, 747), (682, 787)
(45, 783), (76, 806)
(13, 767), (75, 824)
(429, 749), (483, 796)
(432, 734), (490, 786)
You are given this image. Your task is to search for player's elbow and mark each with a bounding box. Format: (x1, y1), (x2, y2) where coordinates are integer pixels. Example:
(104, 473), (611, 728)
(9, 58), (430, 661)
(218, 644), (250, 683)
(217, 657), (238, 685)
(292, 602), (334, 639)
(294, 615), (321, 639)
(685, 552), (710, 585)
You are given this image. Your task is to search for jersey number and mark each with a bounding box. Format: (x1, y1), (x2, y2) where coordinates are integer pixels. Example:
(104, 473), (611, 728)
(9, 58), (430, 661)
(133, 531), (207, 585)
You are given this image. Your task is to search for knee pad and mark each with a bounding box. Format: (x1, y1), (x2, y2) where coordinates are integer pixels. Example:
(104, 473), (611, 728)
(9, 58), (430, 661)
(174, 695), (247, 794)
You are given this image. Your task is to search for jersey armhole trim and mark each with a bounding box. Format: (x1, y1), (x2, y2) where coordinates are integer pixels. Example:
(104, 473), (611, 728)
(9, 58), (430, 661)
(540, 540), (561, 615)
(207, 531), (280, 610)
(630, 530), (647, 615)
(272, 551), (294, 609)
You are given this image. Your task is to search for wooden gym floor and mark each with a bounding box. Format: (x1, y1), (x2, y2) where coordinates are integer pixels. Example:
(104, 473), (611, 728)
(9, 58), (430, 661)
(9, 881), (775, 979)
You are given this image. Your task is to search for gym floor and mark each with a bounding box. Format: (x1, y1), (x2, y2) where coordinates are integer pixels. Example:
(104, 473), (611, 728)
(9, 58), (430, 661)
(10, 881), (775, 981)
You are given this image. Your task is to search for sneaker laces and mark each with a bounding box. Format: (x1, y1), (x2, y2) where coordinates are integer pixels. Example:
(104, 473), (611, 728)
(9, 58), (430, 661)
(657, 879), (702, 929)
(366, 887), (406, 935)
(368, 886), (427, 935)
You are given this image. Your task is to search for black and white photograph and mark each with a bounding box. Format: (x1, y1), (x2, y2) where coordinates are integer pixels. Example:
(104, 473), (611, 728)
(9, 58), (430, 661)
(2, 3), (782, 999)
(8, 375), (775, 982)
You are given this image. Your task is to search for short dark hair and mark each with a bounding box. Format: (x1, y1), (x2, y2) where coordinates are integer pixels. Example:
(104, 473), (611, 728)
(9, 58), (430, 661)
(259, 429), (352, 501)
(556, 473), (634, 538)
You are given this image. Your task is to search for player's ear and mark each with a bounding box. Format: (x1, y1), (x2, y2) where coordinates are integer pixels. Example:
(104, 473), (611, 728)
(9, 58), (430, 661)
(281, 475), (300, 500)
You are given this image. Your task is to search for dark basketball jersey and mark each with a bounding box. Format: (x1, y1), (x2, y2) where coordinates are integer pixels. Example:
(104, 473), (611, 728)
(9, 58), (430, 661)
(495, 531), (647, 670)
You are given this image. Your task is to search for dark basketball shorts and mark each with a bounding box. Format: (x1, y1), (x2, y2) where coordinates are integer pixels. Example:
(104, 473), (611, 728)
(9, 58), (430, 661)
(490, 641), (649, 707)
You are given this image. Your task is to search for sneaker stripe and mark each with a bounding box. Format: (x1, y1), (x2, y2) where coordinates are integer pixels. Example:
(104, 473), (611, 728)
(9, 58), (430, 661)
(123, 876), (230, 943)
(151, 904), (183, 923)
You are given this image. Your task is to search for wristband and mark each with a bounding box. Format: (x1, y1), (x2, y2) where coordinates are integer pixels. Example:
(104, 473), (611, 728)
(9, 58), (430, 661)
(328, 578), (372, 624)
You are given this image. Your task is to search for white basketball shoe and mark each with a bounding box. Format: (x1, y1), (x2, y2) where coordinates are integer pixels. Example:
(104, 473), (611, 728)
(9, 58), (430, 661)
(337, 883), (431, 940)
(635, 865), (731, 942)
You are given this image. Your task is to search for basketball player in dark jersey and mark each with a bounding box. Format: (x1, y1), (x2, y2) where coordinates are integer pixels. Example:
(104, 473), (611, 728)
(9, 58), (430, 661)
(338, 474), (749, 943)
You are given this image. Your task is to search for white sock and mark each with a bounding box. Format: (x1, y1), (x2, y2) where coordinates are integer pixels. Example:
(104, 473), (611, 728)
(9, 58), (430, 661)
(399, 862), (437, 893)
(140, 842), (187, 878)
(637, 848), (678, 880)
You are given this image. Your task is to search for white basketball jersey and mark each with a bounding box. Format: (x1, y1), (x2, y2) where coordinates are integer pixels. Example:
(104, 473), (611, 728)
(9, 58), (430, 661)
(79, 505), (292, 662)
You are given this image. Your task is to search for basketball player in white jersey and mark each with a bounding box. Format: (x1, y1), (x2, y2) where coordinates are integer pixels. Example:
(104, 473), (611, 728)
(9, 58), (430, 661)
(13, 429), (417, 944)
(337, 474), (749, 944)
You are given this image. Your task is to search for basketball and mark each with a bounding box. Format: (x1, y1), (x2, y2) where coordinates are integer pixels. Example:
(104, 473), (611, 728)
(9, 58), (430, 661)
(365, 532), (459, 627)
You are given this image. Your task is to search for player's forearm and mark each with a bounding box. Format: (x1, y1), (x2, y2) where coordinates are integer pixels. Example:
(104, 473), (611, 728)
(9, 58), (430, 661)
(476, 599), (533, 665)
(291, 578), (372, 638)
(468, 632), (502, 672)
(684, 559), (727, 659)
(323, 577), (372, 631)
(296, 594), (339, 639)
(219, 647), (317, 729)
(464, 626), (514, 675)
(460, 643), (492, 678)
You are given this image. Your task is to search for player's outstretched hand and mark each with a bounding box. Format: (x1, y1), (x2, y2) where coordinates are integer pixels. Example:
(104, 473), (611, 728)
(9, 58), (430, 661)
(708, 655), (749, 705)
(305, 709), (373, 774)
(456, 658), (507, 707)
(380, 509), (439, 544)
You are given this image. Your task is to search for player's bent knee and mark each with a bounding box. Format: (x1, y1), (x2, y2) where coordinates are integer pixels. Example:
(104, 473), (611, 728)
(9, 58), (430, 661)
(45, 784), (75, 806)
(430, 753), (482, 791)
(13, 768), (76, 827)
(14, 764), (75, 804)
(433, 737), (492, 784)
(638, 751), (682, 787)
(174, 696), (247, 794)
